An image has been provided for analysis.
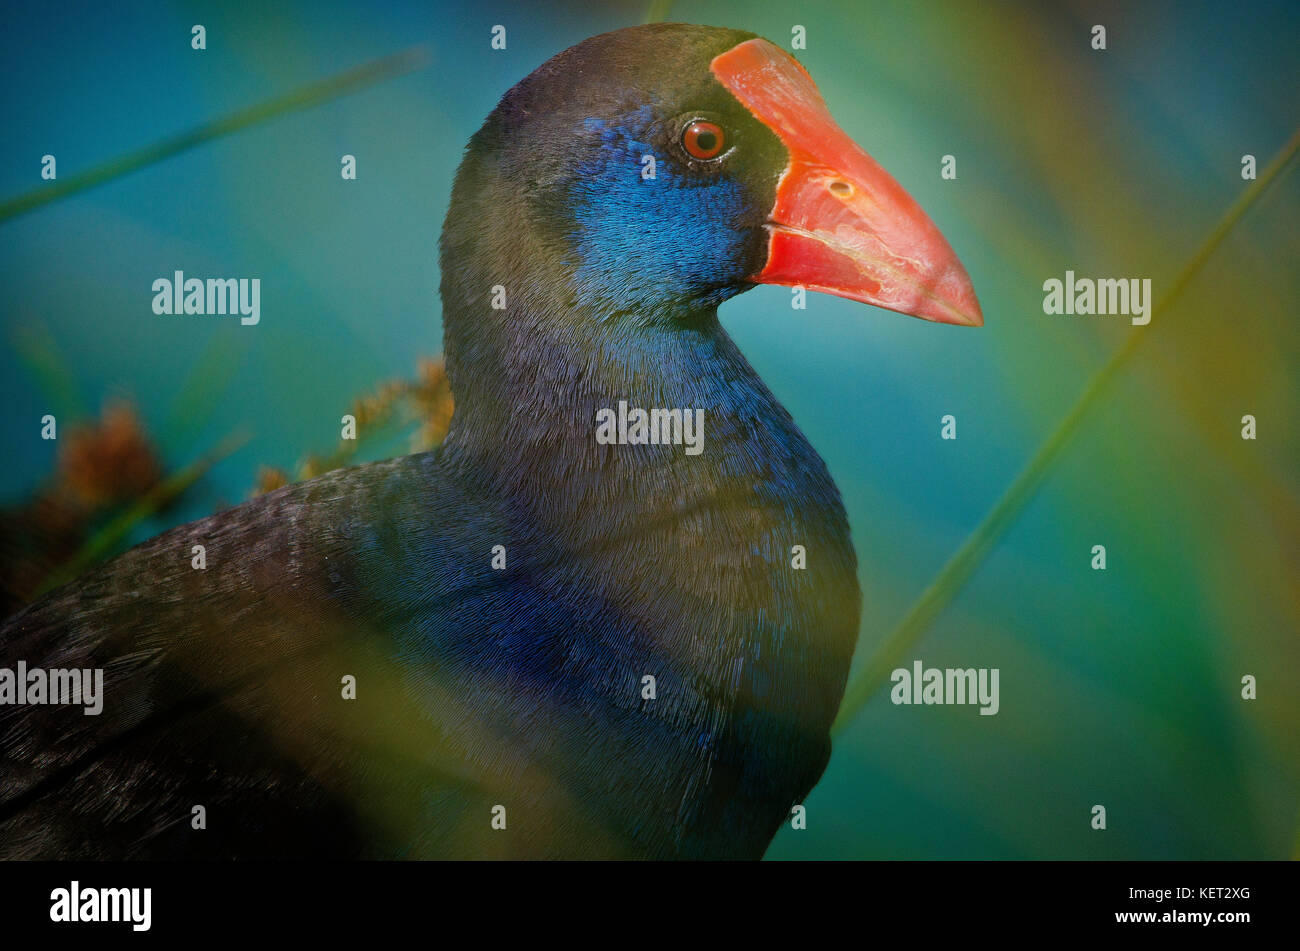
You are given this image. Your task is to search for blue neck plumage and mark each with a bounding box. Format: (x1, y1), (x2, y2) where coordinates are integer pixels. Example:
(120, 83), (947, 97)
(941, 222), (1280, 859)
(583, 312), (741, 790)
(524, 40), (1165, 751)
(440, 286), (843, 551)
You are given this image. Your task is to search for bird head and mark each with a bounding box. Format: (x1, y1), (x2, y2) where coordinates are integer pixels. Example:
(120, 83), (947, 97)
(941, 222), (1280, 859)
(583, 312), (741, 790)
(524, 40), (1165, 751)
(442, 23), (982, 330)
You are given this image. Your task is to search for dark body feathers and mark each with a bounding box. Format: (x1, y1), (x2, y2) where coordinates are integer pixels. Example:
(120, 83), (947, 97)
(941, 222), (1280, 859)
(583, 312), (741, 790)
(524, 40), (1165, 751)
(0, 23), (860, 859)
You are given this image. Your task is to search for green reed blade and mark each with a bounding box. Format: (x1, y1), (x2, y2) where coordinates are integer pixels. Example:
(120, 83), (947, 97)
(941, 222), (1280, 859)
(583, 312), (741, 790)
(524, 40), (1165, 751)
(833, 126), (1300, 736)
(0, 47), (430, 224)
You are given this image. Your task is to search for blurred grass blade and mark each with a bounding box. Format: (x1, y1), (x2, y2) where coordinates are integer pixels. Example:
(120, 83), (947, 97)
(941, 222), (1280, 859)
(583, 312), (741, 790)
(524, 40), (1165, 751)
(0, 47), (430, 224)
(833, 126), (1300, 736)
(9, 323), (88, 423)
(644, 1), (675, 24)
(34, 429), (251, 598)
(163, 332), (248, 455)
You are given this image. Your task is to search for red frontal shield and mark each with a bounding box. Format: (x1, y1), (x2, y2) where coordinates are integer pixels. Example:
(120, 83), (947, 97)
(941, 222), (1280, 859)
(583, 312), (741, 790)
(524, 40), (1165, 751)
(712, 39), (983, 326)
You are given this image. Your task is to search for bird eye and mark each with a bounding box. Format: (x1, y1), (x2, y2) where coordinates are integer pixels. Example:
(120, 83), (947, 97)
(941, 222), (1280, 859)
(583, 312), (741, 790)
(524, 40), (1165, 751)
(682, 120), (725, 160)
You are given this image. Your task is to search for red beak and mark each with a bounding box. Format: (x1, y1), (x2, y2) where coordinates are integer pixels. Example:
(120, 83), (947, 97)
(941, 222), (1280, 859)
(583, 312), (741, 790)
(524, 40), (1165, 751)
(712, 39), (983, 327)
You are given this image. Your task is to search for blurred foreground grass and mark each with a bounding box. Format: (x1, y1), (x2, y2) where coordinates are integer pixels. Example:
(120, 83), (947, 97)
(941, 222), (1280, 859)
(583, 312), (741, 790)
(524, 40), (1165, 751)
(0, 348), (452, 614)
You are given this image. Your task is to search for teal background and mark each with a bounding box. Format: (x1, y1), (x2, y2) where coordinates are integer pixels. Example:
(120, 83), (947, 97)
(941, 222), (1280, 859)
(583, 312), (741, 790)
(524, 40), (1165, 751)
(1, 0), (1296, 858)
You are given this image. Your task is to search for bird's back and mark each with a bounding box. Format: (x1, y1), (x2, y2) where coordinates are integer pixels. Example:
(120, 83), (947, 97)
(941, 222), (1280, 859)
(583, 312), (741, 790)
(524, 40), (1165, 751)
(0, 451), (501, 858)
(1, 434), (857, 859)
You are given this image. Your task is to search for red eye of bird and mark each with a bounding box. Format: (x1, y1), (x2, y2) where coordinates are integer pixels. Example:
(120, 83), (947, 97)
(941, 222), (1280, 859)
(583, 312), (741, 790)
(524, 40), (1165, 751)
(682, 120), (725, 160)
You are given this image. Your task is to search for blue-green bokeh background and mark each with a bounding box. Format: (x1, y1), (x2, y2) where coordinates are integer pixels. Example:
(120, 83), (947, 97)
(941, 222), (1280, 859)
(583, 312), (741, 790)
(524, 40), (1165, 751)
(2, 0), (1296, 858)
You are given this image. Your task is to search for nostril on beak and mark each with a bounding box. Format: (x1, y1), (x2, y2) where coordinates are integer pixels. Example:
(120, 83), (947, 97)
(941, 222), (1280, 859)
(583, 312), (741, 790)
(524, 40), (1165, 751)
(828, 180), (852, 197)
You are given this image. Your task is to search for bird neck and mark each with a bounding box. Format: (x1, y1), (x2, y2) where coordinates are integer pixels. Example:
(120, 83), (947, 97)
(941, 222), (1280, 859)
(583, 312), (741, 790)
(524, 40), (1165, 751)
(438, 280), (846, 545)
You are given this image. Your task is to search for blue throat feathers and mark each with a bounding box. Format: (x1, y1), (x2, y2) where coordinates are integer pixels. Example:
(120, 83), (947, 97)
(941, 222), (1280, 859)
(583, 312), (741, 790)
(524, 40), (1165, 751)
(566, 113), (755, 321)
